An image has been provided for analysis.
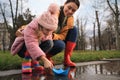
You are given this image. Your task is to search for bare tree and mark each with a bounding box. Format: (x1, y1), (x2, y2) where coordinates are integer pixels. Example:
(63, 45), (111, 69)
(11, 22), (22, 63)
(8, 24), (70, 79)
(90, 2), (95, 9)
(107, 0), (120, 50)
(91, 0), (107, 50)
(95, 11), (102, 50)
(0, 3), (9, 52)
(106, 19), (115, 50)
(8, 0), (19, 49)
(93, 23), (96, 50)
(0, 3), (8, 29)
(0, 0), (30, 50)
(76, 17), (87, 50)
(76, 17), (81, 50)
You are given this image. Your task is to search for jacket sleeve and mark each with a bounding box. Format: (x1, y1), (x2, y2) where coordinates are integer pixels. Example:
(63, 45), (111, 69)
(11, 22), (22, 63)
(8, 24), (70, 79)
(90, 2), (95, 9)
(10, 37), (24, 56)
(24, 24), (45, 60)
(53, 16), (74, 40)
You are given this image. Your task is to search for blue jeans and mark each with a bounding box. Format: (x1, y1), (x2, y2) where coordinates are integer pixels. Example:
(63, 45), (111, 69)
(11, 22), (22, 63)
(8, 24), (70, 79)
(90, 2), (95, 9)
(48, 26), (78, 55)
(17, 40), (53, 58)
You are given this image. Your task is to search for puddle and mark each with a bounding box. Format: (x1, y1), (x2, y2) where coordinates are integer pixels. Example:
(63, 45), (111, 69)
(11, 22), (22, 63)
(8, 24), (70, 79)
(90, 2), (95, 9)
(75, 61), (120, 80)
(0, 61), (120, 80)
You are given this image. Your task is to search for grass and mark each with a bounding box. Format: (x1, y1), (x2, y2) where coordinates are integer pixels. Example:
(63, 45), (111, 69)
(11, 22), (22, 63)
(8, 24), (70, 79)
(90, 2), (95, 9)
(0, 50), (120, 70)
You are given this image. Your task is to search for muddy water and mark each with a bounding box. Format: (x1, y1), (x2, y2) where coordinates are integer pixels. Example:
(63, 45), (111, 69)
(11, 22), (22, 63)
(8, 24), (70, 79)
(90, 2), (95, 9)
(0, 61), (120, 80)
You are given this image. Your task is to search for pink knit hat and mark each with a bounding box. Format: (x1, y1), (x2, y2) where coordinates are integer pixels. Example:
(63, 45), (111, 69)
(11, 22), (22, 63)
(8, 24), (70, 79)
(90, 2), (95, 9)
(38, 3), (60, 31)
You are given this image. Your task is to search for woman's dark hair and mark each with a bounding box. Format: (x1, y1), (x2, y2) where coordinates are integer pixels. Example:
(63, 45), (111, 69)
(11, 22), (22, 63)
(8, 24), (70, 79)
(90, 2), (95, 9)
(65, 0), (80, 8)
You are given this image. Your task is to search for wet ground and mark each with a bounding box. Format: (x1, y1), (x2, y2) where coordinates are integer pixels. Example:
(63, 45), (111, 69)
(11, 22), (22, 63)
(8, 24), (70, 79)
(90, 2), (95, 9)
(0, 59), (120, 80)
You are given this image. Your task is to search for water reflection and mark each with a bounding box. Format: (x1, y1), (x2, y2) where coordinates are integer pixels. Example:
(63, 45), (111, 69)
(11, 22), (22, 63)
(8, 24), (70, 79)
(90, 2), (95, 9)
(0, 74), (21, 80)
(103, 61), (120, 75)
(21, 67), (76, 80)
(76, 61), (120, 76)
(0, 61), (120, 80)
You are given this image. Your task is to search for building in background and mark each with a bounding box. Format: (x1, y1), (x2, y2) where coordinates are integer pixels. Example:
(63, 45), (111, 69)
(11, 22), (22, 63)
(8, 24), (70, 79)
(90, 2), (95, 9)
(0, 23), (10, 50)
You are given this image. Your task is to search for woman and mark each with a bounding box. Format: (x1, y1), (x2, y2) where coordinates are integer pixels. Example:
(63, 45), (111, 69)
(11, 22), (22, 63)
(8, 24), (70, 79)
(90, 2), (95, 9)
(47, 0), (80, 67)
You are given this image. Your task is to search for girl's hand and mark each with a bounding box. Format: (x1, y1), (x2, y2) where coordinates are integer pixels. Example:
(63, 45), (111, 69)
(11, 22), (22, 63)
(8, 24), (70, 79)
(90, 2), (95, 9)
(40, 55), (54, 69)
(44, 58), (53, 69)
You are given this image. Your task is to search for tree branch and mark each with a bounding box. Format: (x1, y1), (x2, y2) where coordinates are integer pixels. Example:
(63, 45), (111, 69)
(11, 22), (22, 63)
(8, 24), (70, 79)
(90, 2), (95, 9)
(15, 0), (18, 26)
(9, 0), (15, 28)
(107, 0), (116, 15)
(0, 3), (9, 29)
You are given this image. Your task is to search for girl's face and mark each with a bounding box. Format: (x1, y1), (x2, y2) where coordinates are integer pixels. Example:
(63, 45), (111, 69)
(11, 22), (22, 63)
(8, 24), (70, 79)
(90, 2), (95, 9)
(38, 24), (52, 36)
(42, 27), (52, 36)
(63, 2), (78, 17)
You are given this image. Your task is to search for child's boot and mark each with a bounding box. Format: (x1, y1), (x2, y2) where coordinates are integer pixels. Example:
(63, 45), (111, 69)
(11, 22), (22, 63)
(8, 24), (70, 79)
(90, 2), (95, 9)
(22, 51), (32, 73)
(32, 60), (44, 72)
(22, 61), (32, 73)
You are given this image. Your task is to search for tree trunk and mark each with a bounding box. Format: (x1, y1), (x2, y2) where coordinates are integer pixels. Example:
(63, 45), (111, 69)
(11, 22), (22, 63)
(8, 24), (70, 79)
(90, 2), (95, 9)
(93, 23), (96, 50)
(95, 11), (102, 50)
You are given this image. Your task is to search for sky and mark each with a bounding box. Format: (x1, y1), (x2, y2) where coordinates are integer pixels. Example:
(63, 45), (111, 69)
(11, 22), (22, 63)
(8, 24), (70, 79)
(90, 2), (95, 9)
(27, 0), (65, 17)
(0, 0), (92, 24)
(27, 0), (92, 17)
(0, 0), (91, 24)
(0, 0), (94, 37)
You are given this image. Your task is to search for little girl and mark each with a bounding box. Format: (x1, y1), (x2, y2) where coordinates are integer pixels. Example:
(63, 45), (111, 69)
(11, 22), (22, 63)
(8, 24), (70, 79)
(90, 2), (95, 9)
(11, 3), (59, 73)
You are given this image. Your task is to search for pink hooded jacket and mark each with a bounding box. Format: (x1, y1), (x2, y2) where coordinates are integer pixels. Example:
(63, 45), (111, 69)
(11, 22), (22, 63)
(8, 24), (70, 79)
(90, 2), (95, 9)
(11, 18), (52, 60)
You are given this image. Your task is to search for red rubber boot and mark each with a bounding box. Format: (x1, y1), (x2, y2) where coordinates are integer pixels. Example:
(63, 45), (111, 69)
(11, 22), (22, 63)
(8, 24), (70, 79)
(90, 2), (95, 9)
(64, 41), (76, 67)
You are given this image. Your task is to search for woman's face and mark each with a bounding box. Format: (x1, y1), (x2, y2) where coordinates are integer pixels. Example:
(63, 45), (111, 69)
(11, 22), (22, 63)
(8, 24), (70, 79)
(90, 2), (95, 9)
(63, 2), (78, 17)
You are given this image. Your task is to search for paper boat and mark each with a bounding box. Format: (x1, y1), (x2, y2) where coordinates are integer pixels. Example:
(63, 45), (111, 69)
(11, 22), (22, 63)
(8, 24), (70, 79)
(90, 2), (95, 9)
(52, 68), (70, 76)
